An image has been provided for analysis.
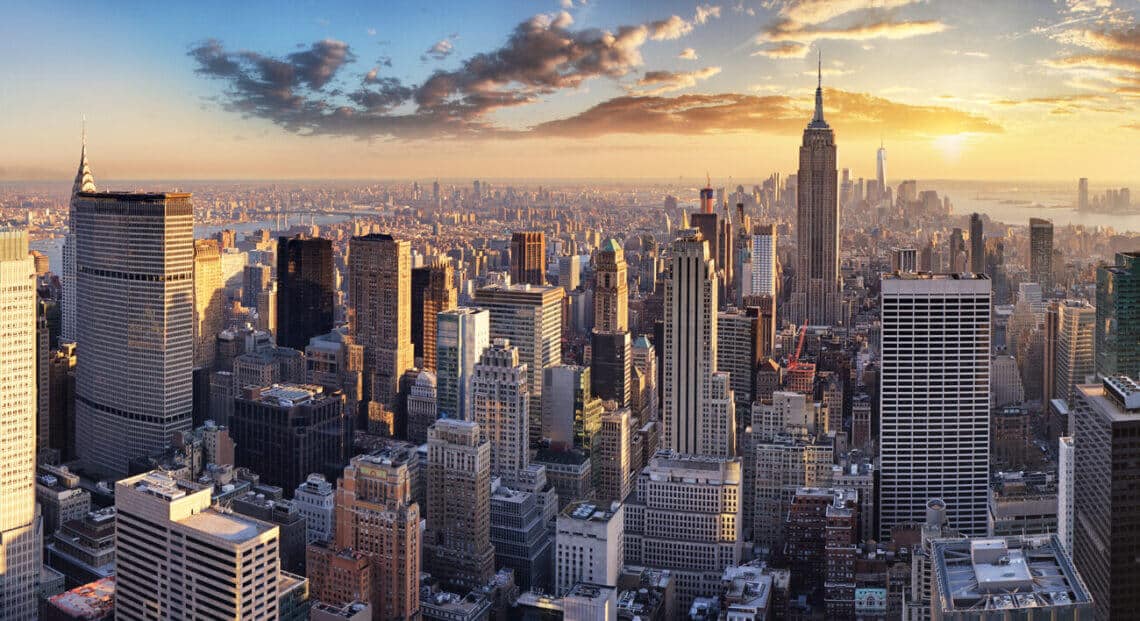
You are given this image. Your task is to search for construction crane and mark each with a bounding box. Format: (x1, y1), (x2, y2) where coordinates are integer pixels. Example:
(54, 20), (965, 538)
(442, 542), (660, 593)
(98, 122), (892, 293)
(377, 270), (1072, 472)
(787, 321), (808, 370)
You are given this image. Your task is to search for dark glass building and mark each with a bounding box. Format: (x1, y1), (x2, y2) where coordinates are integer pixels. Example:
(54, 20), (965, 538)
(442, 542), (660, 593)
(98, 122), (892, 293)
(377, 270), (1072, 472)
(230, 384), (349, 493)
(276, 236), (334, 351)
(1096, 252), (1140, 379)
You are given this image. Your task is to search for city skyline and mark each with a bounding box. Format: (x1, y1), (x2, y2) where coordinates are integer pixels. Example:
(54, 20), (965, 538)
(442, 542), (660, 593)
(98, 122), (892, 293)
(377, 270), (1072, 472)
(3, 1), (1139, 182)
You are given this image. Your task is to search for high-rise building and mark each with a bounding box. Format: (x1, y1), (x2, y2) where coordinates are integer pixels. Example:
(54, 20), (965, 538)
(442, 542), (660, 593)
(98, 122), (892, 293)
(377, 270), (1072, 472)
(424, 419), (495, 591)
(1052, 300), (1096, 407)
(879, 273), (991, 537)
(474, 284), (563, 445)
(294, 473), (335, 545)
(411, 262), (456, 372)
(623, 451), (742, 610)
(405, 370), (438, 445)
(1096, 252), (1140, 379)
(595, 407), (632, 504)
(510, 231), (546, 286)
(305, 543), (371, 610)
(555, 501), (624, 596)
(0, 230), (40, 620)
(876, 141), (887, 204)
(436, 308), (491, 421)
(558, 254), (581, 292)
(115, 471), (286, 619)
(1072, 376), (1140, 620)
(718, 308), (763, 417)
(591, 239), (632, 407)
(593, 240), (628, 333)
(489, 476), (555, 592)
(349, 233), (414, 407)
(1057, 436), (1074, 556)
(334, 450), (422, 620)
(193, 239), (224, 370)
(542, 365), (602, 452)
(62, 133), (96, 344)
(243, 264), (272, 309)
(749, 224), (777, 297)
(789, 63), (841, 327)
(305, 330), (365, 422)
(230, 384), (350, 493)
(890, 247), (917, 273)
(1078, 177), (1089, 211)
(47, 342), (77, 461)
(969, 213), (984, 275)
(277, 235), (335, 351)
(73, 191), (194, 476)
(1029, 218), (1054, 293)
(662, 229), (735, 457)
(472, 339), (530, 482)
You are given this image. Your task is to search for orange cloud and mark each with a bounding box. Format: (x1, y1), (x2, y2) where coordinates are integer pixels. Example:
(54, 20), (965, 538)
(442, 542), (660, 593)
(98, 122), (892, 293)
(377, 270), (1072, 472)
(752, 42), (811, 58)
(630, 67), (722, 95)
(762, 19), (950, 44)
(530, 89), (1001, 139)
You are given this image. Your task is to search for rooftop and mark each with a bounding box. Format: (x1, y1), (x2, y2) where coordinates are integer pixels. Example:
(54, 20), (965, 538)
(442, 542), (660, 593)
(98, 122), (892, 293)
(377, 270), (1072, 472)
(932, 536), (1092, 614)
(48, 577), (116, 618)
(252, 383), (326, 406)
(561, 500), (620, 522)
(76, 190), (190, 200)
(180, 508), (276, 543)
(128, 471), (207, 501)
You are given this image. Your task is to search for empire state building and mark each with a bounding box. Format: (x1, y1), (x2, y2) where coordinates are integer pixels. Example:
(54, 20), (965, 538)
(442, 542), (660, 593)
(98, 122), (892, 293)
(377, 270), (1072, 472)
(790, 58), (841, 327)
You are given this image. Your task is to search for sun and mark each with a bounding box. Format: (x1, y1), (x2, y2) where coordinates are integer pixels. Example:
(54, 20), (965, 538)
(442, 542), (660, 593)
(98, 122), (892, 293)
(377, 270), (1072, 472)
(933, 133), (970, 162)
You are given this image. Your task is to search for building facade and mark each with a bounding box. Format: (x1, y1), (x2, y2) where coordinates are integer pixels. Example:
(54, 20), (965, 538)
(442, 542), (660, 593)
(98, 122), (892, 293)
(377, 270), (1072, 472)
(436, 308), (490, 421)
(277, 235), (335, 351)
(349, 233), (414, 407)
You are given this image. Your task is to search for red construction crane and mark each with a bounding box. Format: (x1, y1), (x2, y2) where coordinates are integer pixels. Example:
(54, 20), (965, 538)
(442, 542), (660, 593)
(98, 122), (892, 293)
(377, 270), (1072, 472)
(788, 321), (808, 370)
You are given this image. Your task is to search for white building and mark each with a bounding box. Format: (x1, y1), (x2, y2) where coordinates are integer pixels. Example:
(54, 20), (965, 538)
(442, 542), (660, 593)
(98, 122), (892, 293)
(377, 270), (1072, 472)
(294, 473), (336, 545)
(1052, 300), (1096, 406)
(473, 339), (530, 482)
(879, 273), (991, 538)
(436, 308), (490, 421)
(624, 451), (742, 610)
(555, 501), (624, 596)
(1056, 436), (1074, 556)
(115, 471), (285, 619)
(749, 224), (777, 297)
(662, 229), (735, 457)
(0, 230), (41, 620)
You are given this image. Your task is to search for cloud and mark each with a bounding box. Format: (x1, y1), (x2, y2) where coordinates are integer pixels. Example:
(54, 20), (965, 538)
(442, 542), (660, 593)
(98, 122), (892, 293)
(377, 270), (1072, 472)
(531, 89), (1002, 139)
(989, 92), (1127, 113)
(423, 38), (455, 61)
(561, 0), (573, 8)
(777, 0), (923, 27)
(762, 19), (950, 44)
(1122, 122), (1140, 130)
(190, 12), (659, 139)
(1045, 53), (1140, 72)
(1065, 0), (1113, 14)
(1056, 26), (1140, 53)
(694, 4), (722, 25)
(630, 67), (722, 96)
(752, 41), (811, 58)
(366, 28), (377, 36)
(948, 49), (990, 58)
(649, 15), (693, 40)
(679, 47), (699, 60)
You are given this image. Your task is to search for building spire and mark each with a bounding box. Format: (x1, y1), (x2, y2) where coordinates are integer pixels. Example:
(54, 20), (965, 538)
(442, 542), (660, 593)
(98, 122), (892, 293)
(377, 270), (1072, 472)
(808, 49), (829, 129)
(73, 117), (96, 196)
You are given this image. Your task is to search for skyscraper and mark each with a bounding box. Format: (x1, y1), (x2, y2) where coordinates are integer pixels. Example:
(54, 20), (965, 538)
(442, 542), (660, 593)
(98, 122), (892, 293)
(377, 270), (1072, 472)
(436, 308), (491, 421)
(411, 262), (457, 371)
(1051, 300), (1096, 407)
(474, 284), (563, 445)
(790, 61), (841, 326)
(277, 235), (335, 351)
(334, 450), (422, 620)
(879, 273), (991, 537)
(1096, 252), (1140, 379)
(662, 229), (735, 457)
(1071, 376), (1140, 620)
(230, 384), (350, 493)
(876, 140), (887, 204)
(424, 419), (495, 591)
(0, 230), (40, 620)
(62, 131), (96, 345)
(73, 190), (194, 476)
(591, 239), (631, 406)
(1029, 218), (1054, 292)
(349, 233), (414, 407)
(749, 224), (777, 297)
(510, 231), (546, 286)
(472, 339), (530, 482)
(193, 240), (224, 369)
(1078, 177), (1089, 211)
(969, 212), (984, 275)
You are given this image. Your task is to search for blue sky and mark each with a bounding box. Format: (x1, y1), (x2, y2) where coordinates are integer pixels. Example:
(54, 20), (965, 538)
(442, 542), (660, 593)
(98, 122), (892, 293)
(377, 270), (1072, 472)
(2, 0), (1138, 181)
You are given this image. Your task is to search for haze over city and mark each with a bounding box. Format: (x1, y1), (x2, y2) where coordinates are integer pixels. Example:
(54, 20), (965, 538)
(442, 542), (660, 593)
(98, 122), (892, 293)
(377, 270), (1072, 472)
(3, 0), (1139, 181)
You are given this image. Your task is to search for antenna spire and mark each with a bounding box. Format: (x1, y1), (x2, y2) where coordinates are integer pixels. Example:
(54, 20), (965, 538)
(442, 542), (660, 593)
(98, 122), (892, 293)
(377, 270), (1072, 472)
(817, 49), (822, 89)
(706, 171), (711, 188)
(810, 49), (826, 126)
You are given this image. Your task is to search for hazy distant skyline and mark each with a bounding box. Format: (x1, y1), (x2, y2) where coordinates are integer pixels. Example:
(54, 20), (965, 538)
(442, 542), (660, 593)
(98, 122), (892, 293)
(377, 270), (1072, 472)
(3, 0), (1138, 182)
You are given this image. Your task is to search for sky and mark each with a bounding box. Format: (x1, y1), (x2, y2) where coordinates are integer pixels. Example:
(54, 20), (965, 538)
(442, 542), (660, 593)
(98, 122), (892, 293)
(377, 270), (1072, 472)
(2, 0), (1138, 183)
